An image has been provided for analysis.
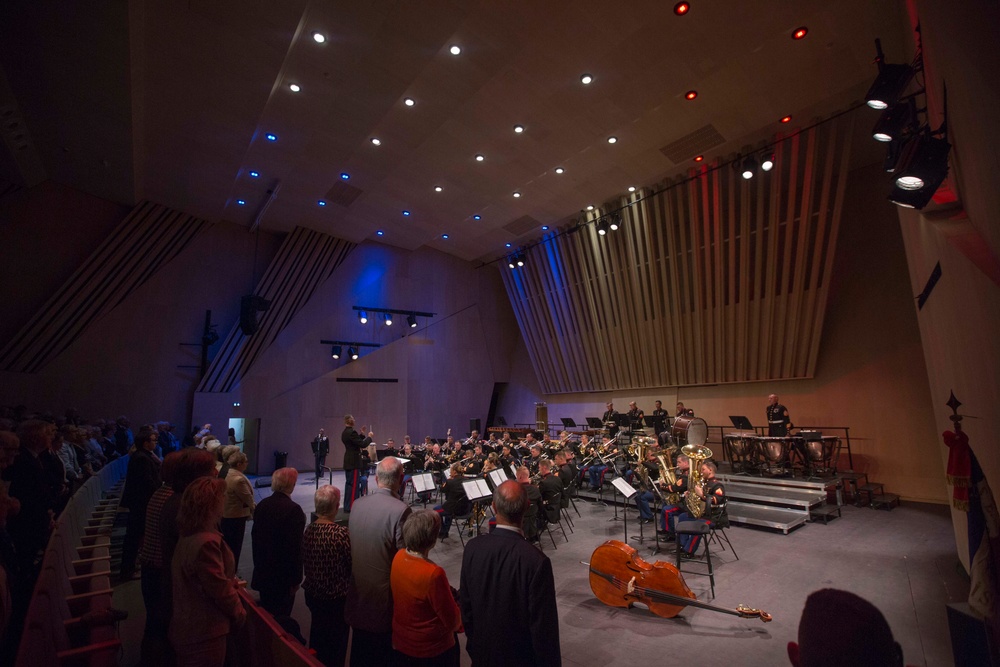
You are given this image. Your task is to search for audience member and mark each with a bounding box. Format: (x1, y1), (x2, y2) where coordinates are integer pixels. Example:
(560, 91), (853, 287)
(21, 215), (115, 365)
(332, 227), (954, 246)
(114, 415), (134, 457)
(302, 485), (351, 667)
(120, 427), (162, 579)
(221, 450), (254, 568)
(345, 457), (411, 666)
(391, 509), (462, 667)
(55, 427), (83, 488)
(170, 477), (246, 667)
(4, 420), (59, 581)
(788, 588), (909, 667)
(138, 451), (179, 667)
(251, 467), (305, 618)
(460, 480), (560, 667)
(515, 466), (544, 541)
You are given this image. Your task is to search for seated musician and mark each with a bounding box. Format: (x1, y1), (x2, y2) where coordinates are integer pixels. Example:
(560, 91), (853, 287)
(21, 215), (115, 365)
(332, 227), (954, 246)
(481, 452), (499, 477)
(526, 444), (543, 475)
(675, 461), (726, 555)
(553, 451), (573, 489)
(402, 434), (413, 449)
(522, 431), (539, 451)
(561, 448), (579, 487)
(499, 443), (517, 468)
(635, 449), (661, 524)
(515, 465), (545, 540)
(658, 454), (690, 536)
(537, 459), (563, 525)
(435, 463), (471, 539)
(676, 402), (693, 417)
(540, 432), (556, 453)
(385, 437), (397, 455)
(401, 442), (414, 459)
(627, 401), (645, 431)
(420, 444), (444, 502)
(500, 431), (514, 447)
(485, 432), (499, 452)
(587, 436), (612, 492)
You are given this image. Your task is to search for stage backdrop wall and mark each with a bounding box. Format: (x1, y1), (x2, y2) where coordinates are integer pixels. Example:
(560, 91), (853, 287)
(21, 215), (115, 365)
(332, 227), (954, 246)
(192, 241), (521, 473)
(497, 161), (946, 505)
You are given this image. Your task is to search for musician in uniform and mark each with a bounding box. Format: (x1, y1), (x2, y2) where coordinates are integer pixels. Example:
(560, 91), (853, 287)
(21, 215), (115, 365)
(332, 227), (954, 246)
(634, 449), (661, 523)
(311, 428), (330, 480)
(435, 462), (471, 540)
(658, 454), (690, 536)
(626, 401), (645, 431)
(536, 459), (563, 527)
(676, 402), (693, 417)
(499, 444), (517, 468)
(525, 444), (543, 475)
(675, 461), (726, 555)
(767, 394), (793, 436)
(420, 444), (444, 503)
(602, 402), (620, 437)
(587, 436), (612, 492)
(341, 415), (373, 512)
(384, 438), (396, 455)
(651, 400), (669, 433)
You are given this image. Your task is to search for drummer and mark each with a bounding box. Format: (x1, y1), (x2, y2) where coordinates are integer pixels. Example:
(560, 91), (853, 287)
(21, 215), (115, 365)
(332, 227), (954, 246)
(675, 402), (693, 418)
(766, 394), (792, 436)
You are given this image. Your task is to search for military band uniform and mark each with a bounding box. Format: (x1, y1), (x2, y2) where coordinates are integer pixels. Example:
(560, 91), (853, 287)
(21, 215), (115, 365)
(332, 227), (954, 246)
(659, 476), (689, 534)
(634, 461), (660, 522)
(766, 403), (792, 437)
(342, 425), (372, 512)
(676, 478), (726, 555)
(311, 432), (330, 479)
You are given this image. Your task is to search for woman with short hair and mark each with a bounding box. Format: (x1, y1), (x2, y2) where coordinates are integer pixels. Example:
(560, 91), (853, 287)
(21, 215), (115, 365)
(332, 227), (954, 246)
(221, 450), (254, 568)
(301, 484), (351, 666)
(390, 509), (462, 666)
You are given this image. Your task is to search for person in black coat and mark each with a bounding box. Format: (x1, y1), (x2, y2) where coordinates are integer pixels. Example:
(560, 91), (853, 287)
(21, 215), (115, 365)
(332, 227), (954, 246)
(120, 427), (162, 579)
(460, 481), (560, 667)
(341, 415), (372, 512)
(537, 459), (563, 526)
(251, 467), (306, 617)
(311, 428), (330, 479)
(437, 463), (471, 539)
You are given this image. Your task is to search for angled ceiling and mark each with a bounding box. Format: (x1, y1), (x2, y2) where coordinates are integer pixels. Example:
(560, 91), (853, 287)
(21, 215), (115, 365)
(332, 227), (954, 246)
(0, 0), (907, 262)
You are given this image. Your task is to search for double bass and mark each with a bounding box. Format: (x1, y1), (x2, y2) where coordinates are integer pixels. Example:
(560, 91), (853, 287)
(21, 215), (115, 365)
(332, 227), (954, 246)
(588, 540), (771, 622)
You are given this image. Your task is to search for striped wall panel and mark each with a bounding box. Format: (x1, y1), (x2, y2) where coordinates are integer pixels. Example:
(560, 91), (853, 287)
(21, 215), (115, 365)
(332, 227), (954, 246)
(500, 113), (854, 393)
(0, 201), (209, 373)
(197, 227), (355, 393)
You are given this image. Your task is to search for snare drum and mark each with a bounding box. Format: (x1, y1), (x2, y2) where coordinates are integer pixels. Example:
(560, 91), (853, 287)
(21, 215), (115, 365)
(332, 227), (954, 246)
(672, 415), (708, 448)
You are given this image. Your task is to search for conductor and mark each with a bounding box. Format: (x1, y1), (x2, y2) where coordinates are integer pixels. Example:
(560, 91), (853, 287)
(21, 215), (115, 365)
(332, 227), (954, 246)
(342, 415), (373, 512)
(311, 428), (330, 480)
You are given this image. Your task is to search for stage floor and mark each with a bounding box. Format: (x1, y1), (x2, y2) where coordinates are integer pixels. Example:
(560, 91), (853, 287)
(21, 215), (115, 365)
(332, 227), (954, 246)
(115, 471), (968, 666)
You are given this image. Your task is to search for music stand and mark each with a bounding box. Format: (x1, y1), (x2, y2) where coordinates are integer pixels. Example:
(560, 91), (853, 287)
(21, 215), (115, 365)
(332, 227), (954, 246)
(729, 416), (754, 430)
(560, 417), (578, 429)
(611, 477), (637, 542)
(586, 417), (603, 429)
(462, 479), (493, 536)
(411, 472), (436, 508)
(487, 469), (508, 489)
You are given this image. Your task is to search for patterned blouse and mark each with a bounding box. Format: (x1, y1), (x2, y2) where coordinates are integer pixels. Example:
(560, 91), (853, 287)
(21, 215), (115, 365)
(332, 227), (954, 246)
(302, 521), (352, 600)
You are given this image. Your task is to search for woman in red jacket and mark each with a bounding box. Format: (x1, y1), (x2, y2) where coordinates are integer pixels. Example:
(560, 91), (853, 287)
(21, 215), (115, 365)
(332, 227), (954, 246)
(390, 509), (463, 666)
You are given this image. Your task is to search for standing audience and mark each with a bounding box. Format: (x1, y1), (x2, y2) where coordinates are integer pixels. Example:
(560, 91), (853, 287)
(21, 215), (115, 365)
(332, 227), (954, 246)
(221, 450), (254, 568)
(251, 467), (305, 618)
(170, 477), (246, 666)
(138, 451), (178, 667)
(120, 427), (162, 580)
(345, 457), (411, 666)
(302, 485), (351, 666)
(391, 509), (462, 666)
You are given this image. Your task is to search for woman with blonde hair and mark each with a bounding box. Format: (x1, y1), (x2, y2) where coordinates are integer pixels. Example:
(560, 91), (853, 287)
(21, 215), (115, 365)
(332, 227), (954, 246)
(221, 450), (254, 568)
(170, 476), (245, 666)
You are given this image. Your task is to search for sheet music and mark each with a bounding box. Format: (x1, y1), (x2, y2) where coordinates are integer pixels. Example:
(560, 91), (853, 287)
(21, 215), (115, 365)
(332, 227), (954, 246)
(462, 478), (492, 501)
(412, 472), (435, 493)
(611, 476), (637, 499)
(488, 469), (507, 488)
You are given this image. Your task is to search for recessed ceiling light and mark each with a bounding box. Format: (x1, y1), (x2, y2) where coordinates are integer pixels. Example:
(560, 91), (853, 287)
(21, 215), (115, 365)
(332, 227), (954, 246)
(586, 205), (594, 211)
(505, 243), (512, 248)
(685, 90), (698, 100)
(370, 137), (381, 146)
(237, 199), (246, 205)
(475, 154), (485, 162)
(780, 115), (792, 123)
(340, 172), (350, 180)
(312, 32), (326, 43)
(434, 186), (443, 192)
(513, 124), (525, 133)
(249, 170), (259, 178)
(792, 27), (808, 40)
(554, 167), (564, 174)
(673, 2), (690, 15)
(694, 155), (704, 162)
(265, 133), (277, 141)
(627, 186), (636, 192)
(317, 200), (327, 207)
(442, 234), (450, 239)
(542, 225), (549, 231)
(473, 215), (481, 220)
(404, 97), (416, 107)
(580, 73), (593, 85)
(449, 45), (462, 55)
(402, 210), (411, 216)
(513, 191), (521, 198)
(289, 83), (301, 92)
(376, 230), (384, 236)
(607, 136), (618, 144)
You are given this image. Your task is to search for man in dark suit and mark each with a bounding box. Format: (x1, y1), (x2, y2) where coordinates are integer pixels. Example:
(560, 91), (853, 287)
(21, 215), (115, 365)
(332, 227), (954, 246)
(251, 467), (306, 617)
(120, 427), (162, 579)
(460, 480), (560, 667)
(341, 414), (372, 512)
(311, 428), (330, 480)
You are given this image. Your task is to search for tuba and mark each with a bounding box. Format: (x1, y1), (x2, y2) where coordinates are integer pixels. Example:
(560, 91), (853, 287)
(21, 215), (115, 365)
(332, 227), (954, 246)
(681, 444), (713, 518)
(654, 452), (680, 505)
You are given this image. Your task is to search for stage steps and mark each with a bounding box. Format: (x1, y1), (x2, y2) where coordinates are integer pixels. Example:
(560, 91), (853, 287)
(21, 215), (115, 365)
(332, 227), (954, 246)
(717, 473), (839, 534)
(725, 502), (810, 534)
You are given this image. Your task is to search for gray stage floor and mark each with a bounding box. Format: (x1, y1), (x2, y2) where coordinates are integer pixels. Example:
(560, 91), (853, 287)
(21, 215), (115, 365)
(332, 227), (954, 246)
(115, 471), (969, 666)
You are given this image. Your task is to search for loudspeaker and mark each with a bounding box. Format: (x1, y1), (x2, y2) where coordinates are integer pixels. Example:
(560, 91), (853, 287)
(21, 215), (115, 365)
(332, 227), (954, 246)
(240, 295), (271, 336)
(469, 418), (481, 434)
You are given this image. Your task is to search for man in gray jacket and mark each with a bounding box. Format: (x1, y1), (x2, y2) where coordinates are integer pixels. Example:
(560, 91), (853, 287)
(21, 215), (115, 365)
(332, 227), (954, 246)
(344, 457), (411, 666)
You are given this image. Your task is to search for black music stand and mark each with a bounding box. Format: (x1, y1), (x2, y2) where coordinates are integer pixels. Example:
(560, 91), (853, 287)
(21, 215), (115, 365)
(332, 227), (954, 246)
(729, 416), (754, 430)
(611, 477), (637, 541)
(585, 417), (603, 429)
(560, 417), (578, 429)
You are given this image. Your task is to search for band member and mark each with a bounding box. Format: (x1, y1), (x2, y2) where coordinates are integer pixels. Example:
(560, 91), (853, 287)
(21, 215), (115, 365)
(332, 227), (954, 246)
(522, 431), (540, 450)
(553, 451), (573, 489)
(602, 402), (620, 436)
(384, 438), (397, 455)
(587, 436), (612, 492)
(486, 432), (499, 453)
(578, 433), (594, 458)
(676, 402), (693, 417)
(403, 435), (413, 449)
(536, 459), (563, 525)
(501, 431), (515, 447)
(767, 394), (793, 436)
(311, 428), (330, 479)
(627, 402), (645, 431)
(540, 432), (555, 452)
(675, 461), (726, 555)
(481, 453), (500, 477)
(463, 430), (481, 450)
(499, 443), (517, 468)
(526, 444), (543, 475)
(561, 448), (579, 486)
(658, 454), (690, 536)
(515, 466), (545, 539)
(651, 400), (669, 423)
(435, 463), (471, 539)
(341, 415), (373, 512)
(422, 435), (434, 450)
(634, 449), (661, 523)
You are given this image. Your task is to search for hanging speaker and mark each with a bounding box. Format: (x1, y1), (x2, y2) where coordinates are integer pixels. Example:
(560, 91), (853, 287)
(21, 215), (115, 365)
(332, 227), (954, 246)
(240, 295), (271, 336)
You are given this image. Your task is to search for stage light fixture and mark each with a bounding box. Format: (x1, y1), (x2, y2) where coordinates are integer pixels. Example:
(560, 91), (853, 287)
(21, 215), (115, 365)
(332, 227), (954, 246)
(628, 186), (636, 192)
(792, 27), (808, 40)
(473, 215), (481, 220)
(607, 136), (618, 144)
(865, 40), (914, 110)
(407, 314), (418, 328)
(265, 133), (278, 141)
(685, 90), (698, 100)
(434, 185), (443, 192)
(513, 124), (525, 133)
(349, 346), (359, 360)
(516, 253), (525, 267)
(370, 137), (382, 146)
(383, 312), (393, 326)
(358, 310), (368, 324)
(597, 219), (609, 236)
(513, 191), (521, 198)
(508, 256), (516, 269)
(249, 170), (259, 178)
(340, 172), (350, 180)
(694, 155), (704, 162)
(780, 115), (792, 124)
(475, 154), (484, 161)
(449, 45), (462, 55)
(673, 2), (690, 16)
(237, 199), (246, 205)
(331, 345), (341, 359)
(872, 99), (915, 143)
(376, 230), (385, 236)
(554, 167), (564, 174)
(882, 137), (909, 173)
(761, 152), (775, 172)
(289, 83), (301, 92)
(888, 183), (938, 210)
(505, 243), (512, 248)
(741, 155), (758, 180)
(404, 97), (415, 106)
(580, 73), (593, 85)
(893, 133), (950, 192)
(312, 32), (326, 43)
(541, 225), (549, 231)
(609, 215), (621, 231)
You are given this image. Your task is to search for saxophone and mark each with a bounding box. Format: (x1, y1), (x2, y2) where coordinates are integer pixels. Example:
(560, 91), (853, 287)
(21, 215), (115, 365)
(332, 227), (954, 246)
(682, 444), (713, 518)
(654, 452), (680, 505)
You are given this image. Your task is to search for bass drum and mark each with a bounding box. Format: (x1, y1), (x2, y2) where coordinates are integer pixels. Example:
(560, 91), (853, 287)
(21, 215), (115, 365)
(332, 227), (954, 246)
(671, 415), (708, 448)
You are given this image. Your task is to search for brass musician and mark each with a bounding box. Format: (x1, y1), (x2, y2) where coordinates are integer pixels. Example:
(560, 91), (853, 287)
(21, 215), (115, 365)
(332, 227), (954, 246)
(658, 454), (689, 537)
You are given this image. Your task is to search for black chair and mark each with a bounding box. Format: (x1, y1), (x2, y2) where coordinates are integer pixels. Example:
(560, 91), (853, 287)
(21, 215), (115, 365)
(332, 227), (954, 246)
(675, 520), (715, 599)
(543, 493), (568, 547)
(706, 502), (738, 560)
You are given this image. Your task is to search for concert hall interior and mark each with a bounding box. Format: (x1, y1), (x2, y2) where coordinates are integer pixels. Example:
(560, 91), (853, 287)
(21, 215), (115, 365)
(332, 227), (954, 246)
(1, 1), (998, 666)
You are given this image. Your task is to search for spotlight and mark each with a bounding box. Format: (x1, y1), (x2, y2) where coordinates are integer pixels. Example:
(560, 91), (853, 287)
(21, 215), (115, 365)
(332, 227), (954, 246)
(741, 155), (758, 180)
(317, 200), (327, 207)
(289, 83), (301, 92)
(694, 155), (704, 162)
(673, 2), (690, 15)
(597, 219), (609, 236)
(883, 137), (908, 173)
(265, 133), (278, 141)
(872, 99), (915, 143)
(475, 154), (485, 161)
(505, 243), (512, 248)
(893, 133), (950, 192)
(760, 152), (775, 172)
(407, 314), (418, 328)
(607, 136), (618, 144)
(627, 186), (636, 192)
(249, 170), (259, 178)
(331, 345), (341, 359)
(508, 256), (516, 269)
(513, 124), (525, 133)
(541, 225), (549, 231)
(434, 185), (443, 192)
(312, 32), (326, 43)
(383, 312), (393, 326)
(233, 402), (241, 407)
(580, 73), (593, 85)
(358, 310), (368, 324)
(376, 230), (385, 236)
(516, 253), (525, 267)
(554, 167), (565, 174)
(888, 183), (939, 210)
(237, 199), (246, 205)
(370, 137), (381, 146)
(865, 40), (913, 110)
(442, 234), (449, 239)
(348, 346), (359, 360)
(780, 115), (792, 124)
(449, 45), (462, 55)
(586, 205), (594, 211)
(609, 215), (620, 231)
(404, 97), (416, 106)
(513, 191), (521, 198)
(402, 210), (411, 216)
(473, 215), (481, 220)
(685, 90), (698, 100)
(340, 172), (350, 180)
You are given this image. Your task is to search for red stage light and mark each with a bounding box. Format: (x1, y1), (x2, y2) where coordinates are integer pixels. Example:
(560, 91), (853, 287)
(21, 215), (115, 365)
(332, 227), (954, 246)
(792, 27), (808, 40)
(685, 90), (698, 100)
(694, 155), (704, 162)
(673, 2), (690, 15)
(780, 115), (792, 123)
